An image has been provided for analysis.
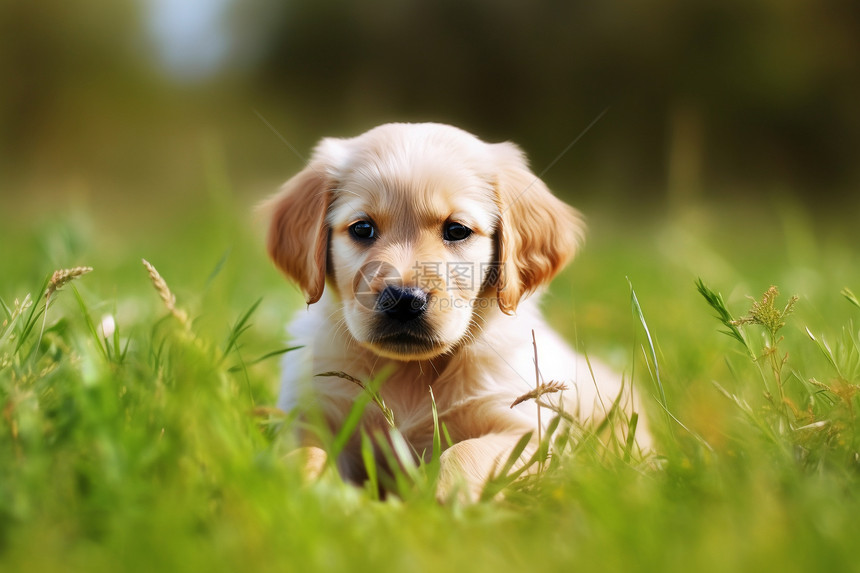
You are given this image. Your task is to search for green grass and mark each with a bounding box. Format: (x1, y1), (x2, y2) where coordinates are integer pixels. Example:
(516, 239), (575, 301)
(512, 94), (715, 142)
(2, 191), (860, 573)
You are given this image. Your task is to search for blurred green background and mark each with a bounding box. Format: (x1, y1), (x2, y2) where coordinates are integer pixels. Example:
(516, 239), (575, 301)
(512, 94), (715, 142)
(3, 0), (859, 225)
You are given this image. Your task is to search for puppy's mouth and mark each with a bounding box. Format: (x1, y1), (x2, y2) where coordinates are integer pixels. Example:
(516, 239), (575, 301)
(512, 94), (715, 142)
(366, 325), (448, 360)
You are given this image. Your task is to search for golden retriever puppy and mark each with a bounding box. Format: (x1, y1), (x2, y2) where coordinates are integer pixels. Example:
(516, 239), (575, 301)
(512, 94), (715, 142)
(266, 122), (646, 501)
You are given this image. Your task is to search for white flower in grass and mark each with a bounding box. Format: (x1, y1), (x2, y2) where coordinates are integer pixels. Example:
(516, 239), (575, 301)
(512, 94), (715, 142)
(100, 315), (116, 339)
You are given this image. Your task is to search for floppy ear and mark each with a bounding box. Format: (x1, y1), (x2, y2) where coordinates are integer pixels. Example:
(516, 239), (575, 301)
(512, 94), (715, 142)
(265, 165), (331, 304)
(491, 143), (585, 314)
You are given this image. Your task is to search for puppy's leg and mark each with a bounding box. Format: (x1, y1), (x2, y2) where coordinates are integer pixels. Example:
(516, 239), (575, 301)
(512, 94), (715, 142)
(437, 433), (535, 503)
(285, 446), (328, 482)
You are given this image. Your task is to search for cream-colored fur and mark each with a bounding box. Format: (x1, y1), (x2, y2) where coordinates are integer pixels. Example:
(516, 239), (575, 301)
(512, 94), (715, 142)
(265, 123), (647, 501)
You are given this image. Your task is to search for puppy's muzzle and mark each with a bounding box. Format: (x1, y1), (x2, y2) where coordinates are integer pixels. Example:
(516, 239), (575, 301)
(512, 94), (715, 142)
(375, 285), (429, 322)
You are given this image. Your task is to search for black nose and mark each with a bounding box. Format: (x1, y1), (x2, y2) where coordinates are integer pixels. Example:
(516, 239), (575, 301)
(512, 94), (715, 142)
(376, 286), (428, 322)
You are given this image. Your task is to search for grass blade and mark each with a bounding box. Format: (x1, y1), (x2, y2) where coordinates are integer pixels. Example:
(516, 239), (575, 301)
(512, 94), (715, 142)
(360, 430), (380, 501)
(71, 285), (108, 362)
(330, 390), (372, 461)
(696, 278), (755, 359)
(624, 412), (639, 463)
(227, 346), (303, 372)
(842, 287), (860, 311)
(222, 297), (263, 361)
(0, 295), (12, 321)
(628, 278), (668, 413)
(430, 386), (441, 462)
(481, 431), (534, 501)
(204, 247), (232, 292)
(15, 276), (49, 354)
(806, 328), (841, 376)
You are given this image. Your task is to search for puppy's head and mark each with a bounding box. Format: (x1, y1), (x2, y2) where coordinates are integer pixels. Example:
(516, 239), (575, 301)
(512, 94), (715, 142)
(266, 123), (583, 360)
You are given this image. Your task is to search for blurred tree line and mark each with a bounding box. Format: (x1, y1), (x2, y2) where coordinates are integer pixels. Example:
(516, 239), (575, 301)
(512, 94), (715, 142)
(2, 0), (859, 208)
(0, 3), (143, 149)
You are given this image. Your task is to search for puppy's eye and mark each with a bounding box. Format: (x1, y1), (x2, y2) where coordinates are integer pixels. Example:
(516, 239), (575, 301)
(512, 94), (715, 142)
(443, 222), (472, 242)
(349, 221), (376, 241)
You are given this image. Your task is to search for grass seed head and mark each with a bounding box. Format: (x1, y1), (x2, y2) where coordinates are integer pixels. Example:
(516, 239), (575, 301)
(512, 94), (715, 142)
(14, 296), (32, 316)
(511, 381), (569, 408)
(142, 259), (188, 324)
(316, 370), (396, 428)
(45, 266), (93, 298)
(731, 285), (798, 340)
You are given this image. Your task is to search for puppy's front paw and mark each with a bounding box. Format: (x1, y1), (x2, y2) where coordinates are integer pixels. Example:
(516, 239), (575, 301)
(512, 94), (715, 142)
(436, 434), (531, 503)
(437, 448), (485, 504)
(285, 446), (328, 482)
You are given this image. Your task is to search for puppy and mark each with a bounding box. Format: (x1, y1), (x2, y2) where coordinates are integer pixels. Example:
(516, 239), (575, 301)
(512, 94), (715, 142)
(266, 123), (646, 500)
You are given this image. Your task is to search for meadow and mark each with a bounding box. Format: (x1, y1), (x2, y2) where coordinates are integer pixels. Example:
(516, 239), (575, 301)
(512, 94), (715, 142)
(2, 182), (860, 572)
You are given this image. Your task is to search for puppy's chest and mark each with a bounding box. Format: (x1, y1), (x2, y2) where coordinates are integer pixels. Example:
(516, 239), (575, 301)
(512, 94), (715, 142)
(374, 368), (441, 432)
(372, 366), (497, 443)
(315, 350), (522, 447)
